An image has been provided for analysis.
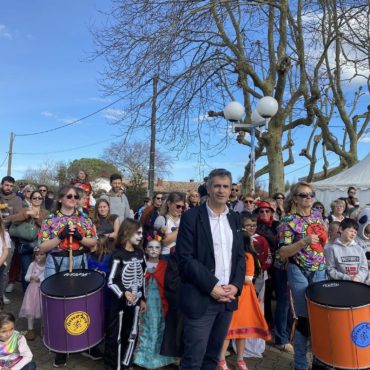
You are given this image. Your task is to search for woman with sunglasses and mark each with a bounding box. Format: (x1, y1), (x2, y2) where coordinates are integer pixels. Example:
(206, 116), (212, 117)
(38, 185), (97, 277)
(38, 185), (97, 367)
(6, 190), (49, 292)
(272, 192), (285, 220)
(154, 192), (186, 259)
(21, 185), (35, 208)
(277, 181), (327, 370)
(242, 194), (256, 216)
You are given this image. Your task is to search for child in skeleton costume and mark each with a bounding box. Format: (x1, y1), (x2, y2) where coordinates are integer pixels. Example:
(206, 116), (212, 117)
(134, 232), (176, 369)
(104, 219), (147, 370)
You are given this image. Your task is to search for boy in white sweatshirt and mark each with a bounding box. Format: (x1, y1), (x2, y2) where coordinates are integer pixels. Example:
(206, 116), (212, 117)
(324, 218), (369, 283)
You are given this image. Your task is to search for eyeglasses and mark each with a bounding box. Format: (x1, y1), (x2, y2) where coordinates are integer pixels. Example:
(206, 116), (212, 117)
(231, 189), (239, 192)
(32, 197), (43, 200)
(175, 204), (185, 210)
(296, 192), (315, 199)
(276, 196), (284, 200)
(259, 209), (271, 214)
(65, 194), (79, 200)
(39, 189), (47, 193)
(244, 223), (257, 228)
(244, 200), (254, 204)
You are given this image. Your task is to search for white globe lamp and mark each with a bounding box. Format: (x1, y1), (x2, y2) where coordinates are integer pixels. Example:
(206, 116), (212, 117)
(256, 96), (278, 118)
(223, 101), (245, 122)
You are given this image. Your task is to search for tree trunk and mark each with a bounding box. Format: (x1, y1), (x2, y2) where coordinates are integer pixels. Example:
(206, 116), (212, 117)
(266, 123), (284, 195)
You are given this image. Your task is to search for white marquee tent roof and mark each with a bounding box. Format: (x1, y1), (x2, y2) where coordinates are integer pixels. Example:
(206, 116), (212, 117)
(313, 152), (370, 208)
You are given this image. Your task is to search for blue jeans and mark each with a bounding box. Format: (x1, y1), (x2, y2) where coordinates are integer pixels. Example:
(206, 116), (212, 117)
(273, 267), (290, 345)
(21, 361), (36, 370)
(287, 263), (326, 370)
(44, 253), (87, 279)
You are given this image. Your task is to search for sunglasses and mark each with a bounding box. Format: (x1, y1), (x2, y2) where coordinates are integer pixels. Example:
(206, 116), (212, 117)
(32, 197), (43, 201)
(259, 209), (271, 214)
(296, 192), (315, 199)
(276, 196), (284, 200)
(315, 206), (324, 209)
(39, 189), (47, 193)
(155, 197), (163, 200)
(65, 194), (79, 200)
(244, 223), (257, 228)
(175, 204), (185, 210)
(244, 200), (254, 204)
(231, 189), (239, 192)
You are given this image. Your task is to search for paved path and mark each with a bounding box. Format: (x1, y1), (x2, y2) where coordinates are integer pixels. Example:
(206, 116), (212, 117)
(6, 282), (296, 369)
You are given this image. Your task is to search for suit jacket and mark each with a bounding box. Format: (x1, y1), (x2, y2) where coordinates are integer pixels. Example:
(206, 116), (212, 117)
(176, 203), (246, 319)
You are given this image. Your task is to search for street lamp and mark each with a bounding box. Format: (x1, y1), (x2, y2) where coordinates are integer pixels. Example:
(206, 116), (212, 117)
(218, 97), (278, 195)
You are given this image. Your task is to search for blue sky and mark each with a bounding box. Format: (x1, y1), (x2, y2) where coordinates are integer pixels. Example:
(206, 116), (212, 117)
(0, 1), (369, 189)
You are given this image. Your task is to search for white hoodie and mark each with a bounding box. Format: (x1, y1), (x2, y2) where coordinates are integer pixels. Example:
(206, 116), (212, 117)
(324, 238), (369, 283)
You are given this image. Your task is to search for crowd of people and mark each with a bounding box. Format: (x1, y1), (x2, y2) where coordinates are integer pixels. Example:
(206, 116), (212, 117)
(0, 170), (369, 370)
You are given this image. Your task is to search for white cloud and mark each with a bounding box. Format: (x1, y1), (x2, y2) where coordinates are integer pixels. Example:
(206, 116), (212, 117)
(102, 108), (126, 121)
(0, 25), (12, 40)
(41, 111), (77, 124)
(359, 134), (370, 143)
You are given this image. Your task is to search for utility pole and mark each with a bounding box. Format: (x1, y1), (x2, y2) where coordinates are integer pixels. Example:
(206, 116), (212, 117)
(7, 132), (14, 176)
(148, 75), (158, 197)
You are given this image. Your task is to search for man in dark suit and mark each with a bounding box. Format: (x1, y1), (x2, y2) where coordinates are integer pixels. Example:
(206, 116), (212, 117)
(177, 168), (246, 370)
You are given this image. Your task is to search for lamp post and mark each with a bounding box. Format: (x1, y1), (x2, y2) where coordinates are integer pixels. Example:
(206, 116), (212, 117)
(220, 97), (278, 194)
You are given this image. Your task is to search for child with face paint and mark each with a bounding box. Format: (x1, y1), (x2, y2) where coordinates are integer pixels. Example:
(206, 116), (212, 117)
(104, 219), (147, 370)
(18, 249), (46, 342)
(134, 232), (176, 369)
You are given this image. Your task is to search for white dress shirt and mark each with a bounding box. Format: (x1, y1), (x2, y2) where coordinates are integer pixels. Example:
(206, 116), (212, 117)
(206, 203), (234, 285)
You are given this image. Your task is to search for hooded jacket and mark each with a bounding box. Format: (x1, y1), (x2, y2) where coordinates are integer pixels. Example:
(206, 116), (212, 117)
(324, 238), (369, 283)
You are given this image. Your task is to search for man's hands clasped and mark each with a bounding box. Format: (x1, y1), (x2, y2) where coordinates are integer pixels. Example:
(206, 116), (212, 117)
(210, 284), (238, 303)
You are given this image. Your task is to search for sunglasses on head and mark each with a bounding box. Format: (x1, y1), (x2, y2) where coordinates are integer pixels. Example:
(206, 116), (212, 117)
(296, 192), (315, 199)
(175, 204), (185, 210)
(32, 197), (43, 201)
(66, 194), (79, 200)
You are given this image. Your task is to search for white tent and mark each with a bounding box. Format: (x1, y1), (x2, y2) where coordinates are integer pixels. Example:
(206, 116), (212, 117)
(313, 152), (370, 210)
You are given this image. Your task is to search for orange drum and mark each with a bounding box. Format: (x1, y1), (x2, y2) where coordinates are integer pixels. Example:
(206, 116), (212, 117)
(306, 280), (370, 369)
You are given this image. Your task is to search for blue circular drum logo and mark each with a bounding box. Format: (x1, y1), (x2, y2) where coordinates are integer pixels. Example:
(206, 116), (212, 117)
(351, 322), (370, 348)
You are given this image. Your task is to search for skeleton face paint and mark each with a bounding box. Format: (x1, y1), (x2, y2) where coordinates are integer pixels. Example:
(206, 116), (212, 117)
(145, 240), (162, 259)
(130, 227), (143, 246)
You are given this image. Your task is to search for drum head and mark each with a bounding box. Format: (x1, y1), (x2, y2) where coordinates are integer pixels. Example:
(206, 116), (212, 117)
(41, 269), (105, 298)
(306, 280), (370, 308)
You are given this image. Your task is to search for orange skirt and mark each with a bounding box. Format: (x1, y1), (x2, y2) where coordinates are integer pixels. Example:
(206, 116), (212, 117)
(226, 282), (271, 340)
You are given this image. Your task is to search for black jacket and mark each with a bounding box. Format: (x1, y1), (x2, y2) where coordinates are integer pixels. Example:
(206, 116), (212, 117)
(176, 203), (246, 319)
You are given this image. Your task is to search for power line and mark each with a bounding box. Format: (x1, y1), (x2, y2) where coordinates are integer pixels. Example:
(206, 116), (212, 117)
(15, 80), (151, 137)
(12, 138), (114, 156)
(0, 153), (9, 168)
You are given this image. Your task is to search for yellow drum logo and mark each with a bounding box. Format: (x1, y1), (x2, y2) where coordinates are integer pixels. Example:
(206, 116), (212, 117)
(65, 311), (90, 336)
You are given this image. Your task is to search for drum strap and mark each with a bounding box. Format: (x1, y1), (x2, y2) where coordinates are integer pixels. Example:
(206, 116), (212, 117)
(51, 254), (86, 273)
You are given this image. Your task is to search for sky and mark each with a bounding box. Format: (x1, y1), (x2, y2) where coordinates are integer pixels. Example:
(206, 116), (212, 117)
(0, 1), (369, 189)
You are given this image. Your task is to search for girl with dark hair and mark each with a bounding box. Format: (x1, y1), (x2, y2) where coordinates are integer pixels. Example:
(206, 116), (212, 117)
(104, 219), (147, 370)
(93, 199), (120, 240)
(154, 192), (186, 259)
(218, 234), (270, 370)
(0, 312), (36, 369)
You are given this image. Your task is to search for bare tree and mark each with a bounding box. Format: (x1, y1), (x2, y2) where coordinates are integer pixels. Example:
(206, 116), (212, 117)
(92, 0), (369, 193)
(102, 141), (172, 188)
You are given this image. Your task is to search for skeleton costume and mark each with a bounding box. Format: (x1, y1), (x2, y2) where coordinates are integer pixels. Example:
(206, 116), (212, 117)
(104, 247), (146, 370)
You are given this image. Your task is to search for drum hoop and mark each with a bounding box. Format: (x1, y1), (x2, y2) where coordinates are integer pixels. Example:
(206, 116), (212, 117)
(314, 354), (370, 370)
(306, 298), (370, 310)
(42, 337), (104, 354)
(41, 286), (103, 300)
